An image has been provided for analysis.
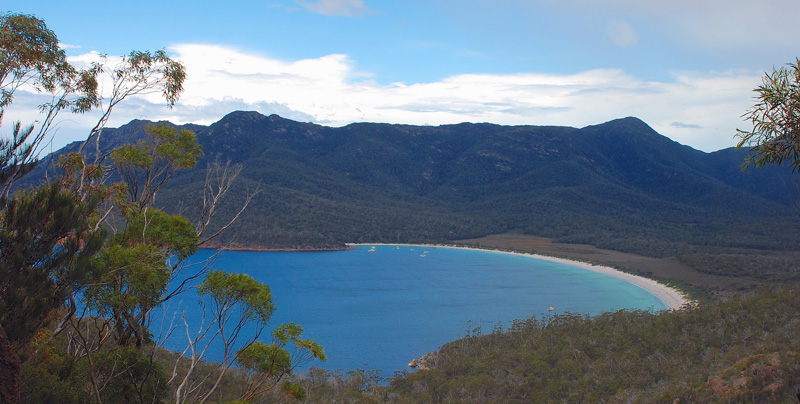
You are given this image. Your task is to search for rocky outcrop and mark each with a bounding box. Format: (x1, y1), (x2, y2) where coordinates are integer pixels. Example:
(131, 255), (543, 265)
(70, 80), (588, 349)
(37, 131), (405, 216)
(408, 352), (439, 371)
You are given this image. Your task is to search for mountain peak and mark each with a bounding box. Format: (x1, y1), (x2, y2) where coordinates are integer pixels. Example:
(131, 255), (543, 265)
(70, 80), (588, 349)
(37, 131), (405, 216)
(219, 110), (268, 122)
(583, 116), (653, 132)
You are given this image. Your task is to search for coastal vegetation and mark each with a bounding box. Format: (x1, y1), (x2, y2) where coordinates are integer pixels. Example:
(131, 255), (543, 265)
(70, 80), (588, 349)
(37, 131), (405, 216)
(280, 288), (800, 403)
(0, 13), (323, 403)
(5, 10), (800, 404)
(143, 287), (800, 403)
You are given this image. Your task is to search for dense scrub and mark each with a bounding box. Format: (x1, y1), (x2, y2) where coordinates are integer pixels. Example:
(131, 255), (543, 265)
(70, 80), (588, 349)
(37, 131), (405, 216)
(384, 288), (800, 403)
(255, 288), (800, 403)
(34, 272), (800, 404)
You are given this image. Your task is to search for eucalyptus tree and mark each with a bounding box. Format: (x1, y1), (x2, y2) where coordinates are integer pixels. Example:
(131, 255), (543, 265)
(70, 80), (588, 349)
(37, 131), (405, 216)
(0, 12), (99, 197)
(737, 58), (800, 171)
(171, 271), (324, 404)
(0, 11), (187, 403)
(2, 12), (320, 404)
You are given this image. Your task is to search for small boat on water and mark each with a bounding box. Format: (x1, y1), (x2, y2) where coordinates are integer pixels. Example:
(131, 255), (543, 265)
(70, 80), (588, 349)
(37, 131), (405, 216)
(548, 307), (555, 311)
(368, 246), (376, 252)
(395, 246), (400, 250)
(420, 254), (426, 257)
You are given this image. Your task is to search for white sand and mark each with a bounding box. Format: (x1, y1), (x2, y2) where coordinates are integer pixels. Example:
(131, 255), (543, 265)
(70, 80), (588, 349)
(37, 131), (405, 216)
(350, 243), (692, 311)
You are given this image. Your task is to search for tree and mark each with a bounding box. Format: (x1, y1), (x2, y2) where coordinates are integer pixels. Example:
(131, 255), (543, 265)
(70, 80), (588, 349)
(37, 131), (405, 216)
(0, 12), (98, 197)
(1, 12), (320, 404)
(736, 58), (800, 171)
(112, 124), (203, 211)
(57, 125), (202, 403)
(171, 271), (325, 404)
(0, 12), (185, 403)
(77, 50), (185, 162)
(0, 182), (103, 349)
(0, 12), (76, 108)
(236, 323), (325, 402)
(0, 176), (104, 404)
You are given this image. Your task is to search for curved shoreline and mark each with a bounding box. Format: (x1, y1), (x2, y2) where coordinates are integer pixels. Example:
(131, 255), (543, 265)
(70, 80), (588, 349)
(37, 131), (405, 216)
(350, 243), (692, 311)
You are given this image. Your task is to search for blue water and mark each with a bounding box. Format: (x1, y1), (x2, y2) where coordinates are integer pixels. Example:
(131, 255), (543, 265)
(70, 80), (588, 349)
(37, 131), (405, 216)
(158, 245), (665, 378)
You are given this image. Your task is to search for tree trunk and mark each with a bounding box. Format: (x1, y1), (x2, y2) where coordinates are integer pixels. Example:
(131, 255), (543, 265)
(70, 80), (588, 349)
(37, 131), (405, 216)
(0, 325), (20, 404)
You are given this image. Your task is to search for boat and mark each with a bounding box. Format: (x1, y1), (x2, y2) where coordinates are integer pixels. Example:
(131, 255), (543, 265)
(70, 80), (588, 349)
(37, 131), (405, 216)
(368, 246), (376, 252)
(548, 307), (555, 311)
(420, 254), (426, 257)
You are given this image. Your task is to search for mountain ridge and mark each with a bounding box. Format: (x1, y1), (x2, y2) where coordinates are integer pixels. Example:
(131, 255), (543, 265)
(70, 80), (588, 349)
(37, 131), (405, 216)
(23, 111), (800, 260)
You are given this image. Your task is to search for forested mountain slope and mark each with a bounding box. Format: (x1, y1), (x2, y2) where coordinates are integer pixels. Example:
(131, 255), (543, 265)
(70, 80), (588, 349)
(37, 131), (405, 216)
(26, 111), (800, 260)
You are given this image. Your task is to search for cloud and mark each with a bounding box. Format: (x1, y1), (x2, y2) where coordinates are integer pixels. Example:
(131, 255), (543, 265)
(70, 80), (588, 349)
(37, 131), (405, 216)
(166, 45), (766, 152)
(606, 20), (638, 47)
(295, 0), (372, 17)
(8, 44), (761, 153)
(671, 122), (703, 129)
(58, 43), (82, 50)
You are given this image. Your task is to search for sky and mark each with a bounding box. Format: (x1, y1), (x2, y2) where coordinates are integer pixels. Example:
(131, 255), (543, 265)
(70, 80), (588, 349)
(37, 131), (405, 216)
(4, 0), (800, 152)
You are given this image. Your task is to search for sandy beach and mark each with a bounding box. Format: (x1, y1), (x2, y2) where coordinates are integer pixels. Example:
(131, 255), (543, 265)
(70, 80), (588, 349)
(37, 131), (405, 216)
(350, 243), (692, 311)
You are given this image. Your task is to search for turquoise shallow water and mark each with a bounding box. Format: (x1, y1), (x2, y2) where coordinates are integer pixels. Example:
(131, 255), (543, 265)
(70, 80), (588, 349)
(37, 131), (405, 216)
(161, 245), (665, 378)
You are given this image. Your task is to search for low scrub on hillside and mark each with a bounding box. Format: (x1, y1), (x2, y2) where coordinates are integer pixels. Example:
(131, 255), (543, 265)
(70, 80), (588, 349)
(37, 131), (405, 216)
(386, 288), (800, 403)
(258, 288), (800, 403)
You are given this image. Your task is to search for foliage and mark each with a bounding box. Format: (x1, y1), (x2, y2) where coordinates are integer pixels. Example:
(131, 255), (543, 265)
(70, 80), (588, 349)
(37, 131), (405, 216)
(112, 124), (203, 211)
(78, 50), (186, 160)
(172, 271), (323, 404)
(0, 121), (38, 194)
(19, 329), (168, 404)
(0, 12), (98, 196)
(737, 58), (800, 171)
(0, 12), (86, 108)
(293, 368), (385, 403)
(238, 341), (291, 376)
(0, 182), (103, 348)
(198, 270), (274, 325)
(382, 288), (800, 403)
(1, 12), (318, 404)
(236, 324), (325, 401)
(80, 346), (168, 404)
(19, 336), (85, 404)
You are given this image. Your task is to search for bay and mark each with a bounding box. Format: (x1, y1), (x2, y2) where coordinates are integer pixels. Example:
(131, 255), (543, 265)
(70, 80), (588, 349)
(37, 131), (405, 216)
(160, 245), (666, 378)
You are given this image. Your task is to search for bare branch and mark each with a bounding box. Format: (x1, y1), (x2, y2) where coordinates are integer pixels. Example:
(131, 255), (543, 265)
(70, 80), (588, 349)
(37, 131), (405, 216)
(196, 160), (261, 246)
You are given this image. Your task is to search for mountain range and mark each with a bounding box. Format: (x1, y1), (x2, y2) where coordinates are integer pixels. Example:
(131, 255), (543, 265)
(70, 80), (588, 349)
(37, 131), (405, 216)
(24, 111), (800, 259)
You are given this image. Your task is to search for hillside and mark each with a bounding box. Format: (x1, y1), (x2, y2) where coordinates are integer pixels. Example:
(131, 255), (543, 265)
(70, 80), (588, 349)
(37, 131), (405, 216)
(178, 287), (800, 403)
(386, 288), (800, 403)
(23, 111), (800, 289)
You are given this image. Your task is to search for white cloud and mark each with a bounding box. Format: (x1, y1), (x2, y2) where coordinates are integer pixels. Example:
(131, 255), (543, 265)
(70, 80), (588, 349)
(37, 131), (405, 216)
(6, 44), (762, 152)
(295, 0), (372, 17)
(606, 20), (637, 47)
(58, 43), (82, 50)
(168, 45), (766, 152)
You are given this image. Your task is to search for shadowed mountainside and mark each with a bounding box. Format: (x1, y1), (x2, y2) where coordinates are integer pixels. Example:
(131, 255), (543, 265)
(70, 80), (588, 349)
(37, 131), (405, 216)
(23, 112), (800, 280)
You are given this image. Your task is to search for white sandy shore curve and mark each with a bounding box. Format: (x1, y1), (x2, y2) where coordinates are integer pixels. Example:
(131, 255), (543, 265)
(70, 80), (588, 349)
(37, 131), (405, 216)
(349, 243), (691, 311)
